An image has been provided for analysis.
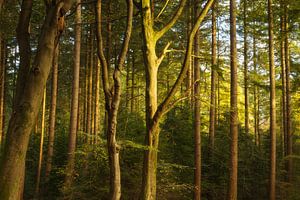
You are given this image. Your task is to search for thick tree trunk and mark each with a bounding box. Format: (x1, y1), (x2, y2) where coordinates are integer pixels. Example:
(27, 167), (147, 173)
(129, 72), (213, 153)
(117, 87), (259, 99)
(268, 0), (277, 199)
(227, 0), (238, 199)
(0, 1), (71, 199)
(64, 0), (81, 190)
(44, 44), (59, 189)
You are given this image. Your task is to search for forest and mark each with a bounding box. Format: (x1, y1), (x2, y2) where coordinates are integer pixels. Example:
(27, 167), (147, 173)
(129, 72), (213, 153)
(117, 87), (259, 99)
(0, 0), (300, 199)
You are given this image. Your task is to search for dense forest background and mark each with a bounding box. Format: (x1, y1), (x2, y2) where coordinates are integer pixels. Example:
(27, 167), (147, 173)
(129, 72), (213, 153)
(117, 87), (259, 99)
(0, 0), (300, 199)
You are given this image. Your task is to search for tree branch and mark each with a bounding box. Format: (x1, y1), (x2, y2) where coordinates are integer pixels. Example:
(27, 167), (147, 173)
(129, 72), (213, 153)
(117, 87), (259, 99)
(156, 41), (171, 67)
(153, 0), (215, 123)
(155, 0), (187, 40)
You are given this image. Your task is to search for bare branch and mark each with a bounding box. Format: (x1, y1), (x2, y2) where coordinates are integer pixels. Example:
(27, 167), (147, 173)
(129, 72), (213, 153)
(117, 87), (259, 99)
(156, 42), (171, 67)
(155, 0), (170, 21)
(153, 0), (215, 123)
(155, 0), (187, 40)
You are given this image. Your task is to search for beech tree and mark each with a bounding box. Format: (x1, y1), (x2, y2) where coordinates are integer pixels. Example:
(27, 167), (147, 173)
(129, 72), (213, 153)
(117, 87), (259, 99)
(140, 0), (215, 198)
(0, 0), (73, 199)
(95, 0), (133, 199)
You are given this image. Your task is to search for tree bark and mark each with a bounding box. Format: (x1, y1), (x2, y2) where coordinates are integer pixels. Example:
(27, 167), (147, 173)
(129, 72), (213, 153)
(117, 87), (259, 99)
(45, 44), (59, 185)
(209, 0), (217, 156)
(193, 1), (202, 199)
(95, 0), (133, 199)
(283, 3), (292, 183)
(34, 87), (47, 198)
(0, 1), (72, 199)
(268, 0), (277, 199)
(0, 35), (5, 149)
(140, 0), (215, 199)
(227, 0), (238, 199)
(64, 0), (81, 190)
(94, 57), (100, 144)
(243, 0), (249, 135)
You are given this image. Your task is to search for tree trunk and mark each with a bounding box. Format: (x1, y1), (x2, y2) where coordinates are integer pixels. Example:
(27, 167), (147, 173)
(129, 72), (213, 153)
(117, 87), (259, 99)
(253, 30), (259, 146)
(280, 9), (287, 157)
(209, 0), (217, 156)
(284, 3), (292, 182)
(227, 0), (238, 199)
(64, 0), (81, 190)
(131, 52), (135, 113)
(86, 27), (94, 143)
(140, 0), (215, 199)
(34, 87), (47, 198)
(243, 0), (249, 135)
(268, 0), (277, 199)
(45, 44), (59, 185)
(0, 1), (72, 199)
(94, 58), (100, 144)
(95, 0), (133, 199)
(0, 36), (5, 149)
(193, 1), (201, 199)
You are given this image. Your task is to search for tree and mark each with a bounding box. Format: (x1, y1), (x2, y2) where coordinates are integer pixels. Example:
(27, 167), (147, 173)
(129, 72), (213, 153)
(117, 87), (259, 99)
(267, 0), (277, 199)
(64, 0), (81, 189)
(95, 0), (133, 198)
(44, 44), (59, 189)
(140, 0), (215, 199)
(0, 1), (73, 199)
(193, 1), (201, 199)
(227, 0), (238, 199)
(243, 0), (249, 135)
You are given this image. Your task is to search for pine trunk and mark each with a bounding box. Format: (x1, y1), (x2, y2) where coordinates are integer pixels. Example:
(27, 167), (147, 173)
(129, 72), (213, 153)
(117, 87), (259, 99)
(228, 0), (238, 199)
(64, 0), (81, 189)
(268, 0), (277, 199)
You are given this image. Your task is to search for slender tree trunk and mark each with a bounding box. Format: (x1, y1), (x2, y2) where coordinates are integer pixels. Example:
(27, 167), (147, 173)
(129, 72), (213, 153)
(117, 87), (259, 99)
(45, 44), (59, 185)
(253, 31), (259, 146)
(227, 0), (238, 199)
(284, 3), (292, 182)
(95, 0), (133, 199)
(131, 52), (135, 113)
(268, 0), (277, 199)
(208, 3), (217, 199)
(209, 0), (217, 156)
(0, 36), (5, 149)
(0, 1), (72, 199)
(94, 59), (100, 144)
(86, 27), (94, 143)
(280, 11), (287, 156)
(193, 1), (202, 199)
(64, 0), (81, 190)
(34, 87), (46, 198)
(243, 0), (249, 135)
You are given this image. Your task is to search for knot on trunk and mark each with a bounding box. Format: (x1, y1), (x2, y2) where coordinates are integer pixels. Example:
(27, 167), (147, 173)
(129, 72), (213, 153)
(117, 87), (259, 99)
(32, 67), (40, 76)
